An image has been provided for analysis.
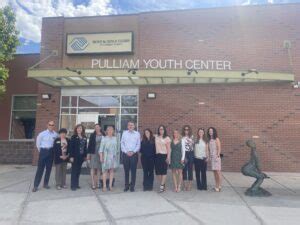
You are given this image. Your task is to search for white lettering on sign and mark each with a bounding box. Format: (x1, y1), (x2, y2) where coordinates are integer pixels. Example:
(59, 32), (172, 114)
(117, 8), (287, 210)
(91, 59), (232, 70)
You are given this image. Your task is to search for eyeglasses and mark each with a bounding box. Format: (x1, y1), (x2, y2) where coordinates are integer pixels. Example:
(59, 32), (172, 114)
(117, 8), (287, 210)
(48, 124), (55, 126)
(184, 128), (189, 131)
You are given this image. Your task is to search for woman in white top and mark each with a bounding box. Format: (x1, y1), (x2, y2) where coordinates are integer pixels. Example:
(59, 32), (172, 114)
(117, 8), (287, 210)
(194, 128), (209, 190)
(181, 125), (194, 191)
(154, 125), (171, 193)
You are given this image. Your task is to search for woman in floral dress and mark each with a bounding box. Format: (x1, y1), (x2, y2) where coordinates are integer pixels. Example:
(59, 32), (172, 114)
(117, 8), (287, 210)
(207, 127), (222, 192)
(99, 126), (119, 191)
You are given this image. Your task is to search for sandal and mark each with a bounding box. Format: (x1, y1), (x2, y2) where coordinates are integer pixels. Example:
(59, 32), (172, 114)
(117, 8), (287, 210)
(177, 186), (181, 193)
(212, 187), (220, 192)
(102, 187), (107, 192)
(158, 184), (165, 193)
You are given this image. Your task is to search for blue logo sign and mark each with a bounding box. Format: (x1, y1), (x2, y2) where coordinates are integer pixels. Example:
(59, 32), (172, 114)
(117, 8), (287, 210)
(70, 37), (89, 51)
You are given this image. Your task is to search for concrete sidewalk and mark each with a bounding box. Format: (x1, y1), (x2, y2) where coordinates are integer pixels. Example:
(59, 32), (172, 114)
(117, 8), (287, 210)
(0, 165), (299, 225)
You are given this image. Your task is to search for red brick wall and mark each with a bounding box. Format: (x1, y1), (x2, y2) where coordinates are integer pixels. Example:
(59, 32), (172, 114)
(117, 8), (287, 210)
(40, 4), (300, 76)
(33, 84), (60, 164)
(138, 4), (298, 76)
(0, 141), (34, 164)
(0, 54), (40, 140)
(32, 17), (64, 164)
(139, 83), (300, 172)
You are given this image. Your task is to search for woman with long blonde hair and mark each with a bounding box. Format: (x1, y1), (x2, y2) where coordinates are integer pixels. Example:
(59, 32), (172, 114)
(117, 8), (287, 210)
(170, 129), (185, 192)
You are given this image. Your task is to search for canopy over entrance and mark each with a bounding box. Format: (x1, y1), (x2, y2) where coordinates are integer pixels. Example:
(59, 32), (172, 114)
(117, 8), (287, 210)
(28, 68), (294, 87)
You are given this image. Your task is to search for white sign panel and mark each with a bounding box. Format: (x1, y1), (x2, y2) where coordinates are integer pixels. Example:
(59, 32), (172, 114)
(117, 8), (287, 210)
(67, 32), (133, 54)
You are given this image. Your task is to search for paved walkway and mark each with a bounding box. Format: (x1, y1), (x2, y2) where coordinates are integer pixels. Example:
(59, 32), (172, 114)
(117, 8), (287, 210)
(0, 164), (299, 225)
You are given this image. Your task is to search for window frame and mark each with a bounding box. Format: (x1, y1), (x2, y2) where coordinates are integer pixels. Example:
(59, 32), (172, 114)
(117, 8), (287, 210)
(59, 94), (139, 135)
(9, 94), (37, 141)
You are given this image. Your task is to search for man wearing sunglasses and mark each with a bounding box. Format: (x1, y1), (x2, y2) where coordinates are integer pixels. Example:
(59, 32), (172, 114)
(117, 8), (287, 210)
(32, 120), (58, 192)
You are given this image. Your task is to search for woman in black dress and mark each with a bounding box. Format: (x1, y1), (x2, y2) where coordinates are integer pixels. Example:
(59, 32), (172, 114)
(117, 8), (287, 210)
(69, 124), (88, 191)
(140, 129), (156, 191)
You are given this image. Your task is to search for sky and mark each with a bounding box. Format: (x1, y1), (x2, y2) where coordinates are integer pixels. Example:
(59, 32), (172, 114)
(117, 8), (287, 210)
(0, 0), (299, 54)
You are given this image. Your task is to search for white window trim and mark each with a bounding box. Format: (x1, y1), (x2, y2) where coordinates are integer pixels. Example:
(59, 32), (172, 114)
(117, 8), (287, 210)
(9, 94), (37, 141)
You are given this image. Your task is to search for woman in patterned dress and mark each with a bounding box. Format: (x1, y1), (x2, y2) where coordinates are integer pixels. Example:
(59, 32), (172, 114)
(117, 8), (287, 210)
(170, 129), (185, 192)
(99, 126), (119, 192)
(87, 124), (104, 190)
(207, 127), (222, 192)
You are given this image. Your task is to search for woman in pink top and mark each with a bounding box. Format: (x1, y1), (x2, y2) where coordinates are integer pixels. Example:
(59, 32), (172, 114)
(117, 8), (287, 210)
(207, 127), (222, 192)
(155, 125), (171, 193)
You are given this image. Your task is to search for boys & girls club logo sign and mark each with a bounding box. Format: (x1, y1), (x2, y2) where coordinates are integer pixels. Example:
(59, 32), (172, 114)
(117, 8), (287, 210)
(66, 32), (133, 54)
(70, 37), (89, 51)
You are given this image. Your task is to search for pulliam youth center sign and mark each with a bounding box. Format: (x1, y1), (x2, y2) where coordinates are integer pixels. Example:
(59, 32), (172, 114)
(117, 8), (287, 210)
(91, 59), (232, 70)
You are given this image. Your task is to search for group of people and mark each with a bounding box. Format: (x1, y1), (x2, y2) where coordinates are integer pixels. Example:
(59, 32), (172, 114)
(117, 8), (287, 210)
(32, 120), (222, 193)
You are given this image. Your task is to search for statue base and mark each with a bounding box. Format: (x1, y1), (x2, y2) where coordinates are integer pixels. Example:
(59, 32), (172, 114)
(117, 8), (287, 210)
(245, 187), (272, 197)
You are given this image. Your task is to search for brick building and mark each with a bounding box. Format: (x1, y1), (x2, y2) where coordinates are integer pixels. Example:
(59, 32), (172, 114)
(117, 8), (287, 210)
(0, 4), (299, 172)
(0, 54), (39, 163)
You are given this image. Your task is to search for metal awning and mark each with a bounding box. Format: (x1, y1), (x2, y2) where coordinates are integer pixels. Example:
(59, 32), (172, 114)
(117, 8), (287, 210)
(27, 68), (294, 87)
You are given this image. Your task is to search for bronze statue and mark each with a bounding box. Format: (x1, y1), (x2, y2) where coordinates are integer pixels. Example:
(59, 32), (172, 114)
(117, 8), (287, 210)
(241, 140), (271, 197)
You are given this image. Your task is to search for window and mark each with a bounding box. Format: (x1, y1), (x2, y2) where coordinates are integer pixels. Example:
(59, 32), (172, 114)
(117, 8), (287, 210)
(60, 94), (138, 136)
(10, 96), (37, 140)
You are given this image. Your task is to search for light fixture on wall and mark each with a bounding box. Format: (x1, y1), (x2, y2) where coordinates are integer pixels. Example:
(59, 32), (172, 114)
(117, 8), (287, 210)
(66, 67), (82, 75)
(147, 92), (156, 99)
(41, 93), (52, 100)
(128, 68), (138, 75)
(292, 81), (299, 89)
(187, 69), (198, 76)
(241, 69), (259, 76)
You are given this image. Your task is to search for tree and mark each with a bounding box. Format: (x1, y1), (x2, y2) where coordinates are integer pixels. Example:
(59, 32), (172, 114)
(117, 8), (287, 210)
(0, 6), (20, 96)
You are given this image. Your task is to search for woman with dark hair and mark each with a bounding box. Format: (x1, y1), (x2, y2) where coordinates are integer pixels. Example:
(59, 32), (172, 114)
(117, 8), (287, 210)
(69, 124), (88, 191)
(53, 128), (70, 190)
(181, 125), (194, 191)
(207, 127), (222, 192)
(155, 125), (171, 193)
(194, 128), (209, 190)
(87, 124), (104, 190)
(140, 129), (156, 191)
